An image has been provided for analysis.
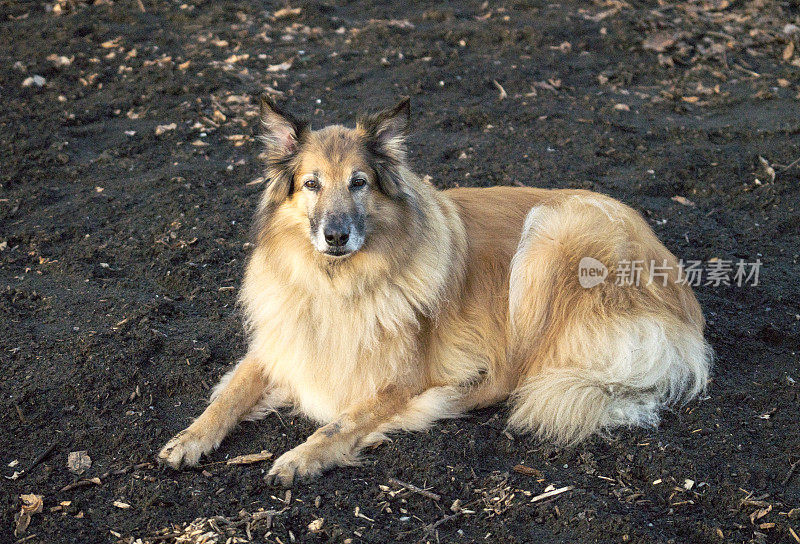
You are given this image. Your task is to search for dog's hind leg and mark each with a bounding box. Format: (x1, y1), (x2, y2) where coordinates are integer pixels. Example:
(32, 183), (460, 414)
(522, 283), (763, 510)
(158, 356), (277, 469)
(266, 385), (464, 487)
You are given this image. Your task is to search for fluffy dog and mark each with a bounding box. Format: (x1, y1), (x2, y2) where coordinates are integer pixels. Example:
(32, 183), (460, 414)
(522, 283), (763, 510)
(158, 97), (711, 486)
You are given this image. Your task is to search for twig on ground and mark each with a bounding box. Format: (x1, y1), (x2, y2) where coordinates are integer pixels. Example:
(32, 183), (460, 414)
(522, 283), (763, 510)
(782, 458), (800, 486)
(388, 478), (441, 501)
(60, 477), (101, 492)
(778, 156), (800, 172)
(14, 403), (26, 424)
(424, 511), (462, 534)
(60, 461), (153, 492)
(19, 441), (57, 478)
(417, 498), (481, 539)
(226, 450), (273, 465)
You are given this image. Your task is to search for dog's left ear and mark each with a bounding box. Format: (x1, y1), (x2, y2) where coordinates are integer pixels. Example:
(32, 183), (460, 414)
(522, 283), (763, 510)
(358, 97), (411, 198)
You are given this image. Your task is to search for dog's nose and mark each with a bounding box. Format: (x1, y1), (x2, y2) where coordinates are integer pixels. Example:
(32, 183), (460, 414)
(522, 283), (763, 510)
(324, 225), (350, 247)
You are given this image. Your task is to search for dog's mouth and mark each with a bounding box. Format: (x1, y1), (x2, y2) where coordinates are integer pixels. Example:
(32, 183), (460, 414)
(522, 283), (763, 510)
(323, 247), (355, 258)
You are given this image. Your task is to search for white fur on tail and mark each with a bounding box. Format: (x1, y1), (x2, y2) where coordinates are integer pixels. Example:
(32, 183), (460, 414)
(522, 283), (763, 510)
(507, 317), (712, 444)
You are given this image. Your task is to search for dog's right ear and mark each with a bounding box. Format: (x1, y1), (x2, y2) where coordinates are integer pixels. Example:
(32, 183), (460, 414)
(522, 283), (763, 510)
(259, 95), (308, 204)
(259, 95), (306, 157)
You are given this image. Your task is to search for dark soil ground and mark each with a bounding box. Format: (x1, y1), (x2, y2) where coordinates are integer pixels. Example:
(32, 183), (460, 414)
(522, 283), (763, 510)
(2, 1), (799, 543)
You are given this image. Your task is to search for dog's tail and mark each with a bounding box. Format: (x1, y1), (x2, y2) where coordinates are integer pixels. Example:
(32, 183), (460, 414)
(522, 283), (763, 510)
(506, 316), (712, 444)
(505, 197), (712, 444)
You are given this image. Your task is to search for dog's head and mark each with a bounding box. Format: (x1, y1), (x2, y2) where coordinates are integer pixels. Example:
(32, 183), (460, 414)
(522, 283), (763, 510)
(256, 96), (412, 259)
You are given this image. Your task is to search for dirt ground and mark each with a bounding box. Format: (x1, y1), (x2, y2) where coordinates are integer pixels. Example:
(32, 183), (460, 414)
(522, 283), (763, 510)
(1, 0), (799, 542)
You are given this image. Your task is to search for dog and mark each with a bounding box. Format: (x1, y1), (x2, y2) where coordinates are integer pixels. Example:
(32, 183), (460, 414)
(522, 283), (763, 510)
(158, 97), (712, 486)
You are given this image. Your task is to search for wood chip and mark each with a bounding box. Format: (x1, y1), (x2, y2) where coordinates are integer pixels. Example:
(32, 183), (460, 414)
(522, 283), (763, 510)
(643, 32), (675, 53)
(47, 54), (72, 67)
(530, 485), (574, 503)
(672, 195), (696, 207)
(155, 123), (176, 136)
(267, 60), (292, 72)
(750, 504), (772, 524)
(758, 156), (776, 183)
(493, 80), (507, 100)
(783, 41), (795, 61)
(513, 464), (543, 478)
(226, 53), (250, 64)
(273, 7), (302, 19)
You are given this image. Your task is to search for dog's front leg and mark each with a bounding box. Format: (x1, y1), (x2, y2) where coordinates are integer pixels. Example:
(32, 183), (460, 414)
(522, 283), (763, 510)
(158, 356), (268, 469)
(266, 385), (463, 486)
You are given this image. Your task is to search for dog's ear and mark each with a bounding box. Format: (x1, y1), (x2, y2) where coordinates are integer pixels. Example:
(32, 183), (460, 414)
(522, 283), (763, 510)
(259, 95), (306, 156)
(359, 97), (411, 159)
(358, 97), (411, 198)
(259, 95), (308, 203)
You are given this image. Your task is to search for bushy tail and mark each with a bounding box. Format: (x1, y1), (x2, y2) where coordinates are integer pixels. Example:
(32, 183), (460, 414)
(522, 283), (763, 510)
(506, 199), (712, 444)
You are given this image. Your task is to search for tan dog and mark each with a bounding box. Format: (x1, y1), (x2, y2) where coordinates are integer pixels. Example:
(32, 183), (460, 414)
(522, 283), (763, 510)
(158, 97), (711, 486)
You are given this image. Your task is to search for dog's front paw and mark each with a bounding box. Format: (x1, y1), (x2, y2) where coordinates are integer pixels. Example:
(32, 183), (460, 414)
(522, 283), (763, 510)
(157, 429), (214, 469)
(265, 445), (324, 487)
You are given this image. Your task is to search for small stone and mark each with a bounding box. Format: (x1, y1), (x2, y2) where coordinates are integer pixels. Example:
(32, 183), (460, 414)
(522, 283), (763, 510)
(22, 75), (46, 87)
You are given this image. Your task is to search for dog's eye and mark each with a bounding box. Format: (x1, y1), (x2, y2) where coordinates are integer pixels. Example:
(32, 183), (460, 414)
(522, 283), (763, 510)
(303, 178), (320, 190)
(350, 176), (367, 188)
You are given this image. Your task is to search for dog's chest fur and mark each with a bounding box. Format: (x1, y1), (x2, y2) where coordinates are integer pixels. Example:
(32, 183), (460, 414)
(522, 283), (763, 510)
(240, 254), (431, 423)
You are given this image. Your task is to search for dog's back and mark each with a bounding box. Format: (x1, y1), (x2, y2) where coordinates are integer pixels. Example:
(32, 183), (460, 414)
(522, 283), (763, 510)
(426, 186), (711, 443)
